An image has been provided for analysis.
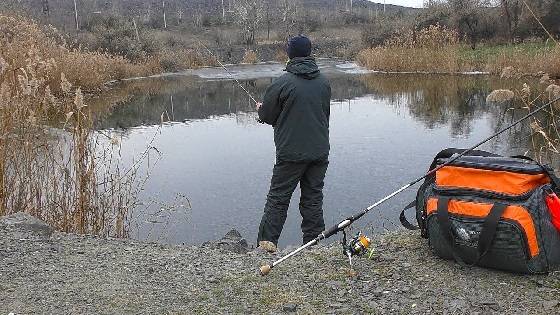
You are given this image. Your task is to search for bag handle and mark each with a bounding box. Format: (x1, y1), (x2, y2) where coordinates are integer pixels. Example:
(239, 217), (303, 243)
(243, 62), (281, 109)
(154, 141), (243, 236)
(428, 148), (500, 175)
(437, 197), (508, 266)
(477, 202), (508, 258)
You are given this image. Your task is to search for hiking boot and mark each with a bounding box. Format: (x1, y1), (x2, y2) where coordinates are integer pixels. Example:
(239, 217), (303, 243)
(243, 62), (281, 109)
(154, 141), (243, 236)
(258, 241), (277, 253)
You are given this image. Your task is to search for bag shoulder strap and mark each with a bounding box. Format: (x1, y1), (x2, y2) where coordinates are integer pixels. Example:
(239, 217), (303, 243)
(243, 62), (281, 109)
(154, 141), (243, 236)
(400, 201), (419, 230)
(428, 148), (500, 173)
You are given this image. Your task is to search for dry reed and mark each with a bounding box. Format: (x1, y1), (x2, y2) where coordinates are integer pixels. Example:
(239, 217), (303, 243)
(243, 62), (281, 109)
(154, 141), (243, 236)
(357, 25), (460, 73)
(357, 24), (560, 77)
(511, 81), (560, 167)
(0, 15), (159, 236)
(485, 45), (560, 77)
(0, 15), (160, 92)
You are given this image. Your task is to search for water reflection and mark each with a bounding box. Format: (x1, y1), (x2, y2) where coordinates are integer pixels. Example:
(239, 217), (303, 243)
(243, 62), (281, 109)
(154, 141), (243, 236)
(96, 70), (526, 138)
(94, 62), (556, 246)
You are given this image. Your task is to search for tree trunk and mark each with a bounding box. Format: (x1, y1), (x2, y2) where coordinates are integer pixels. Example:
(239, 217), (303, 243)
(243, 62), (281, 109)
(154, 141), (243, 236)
(42, 0), (49, 16)
(132, 18), (140, 42)
(266, 0), (270, 40)
(73, 0), (79, 31)
(501, 0), (513, 42)
(162, 0), (167, 29)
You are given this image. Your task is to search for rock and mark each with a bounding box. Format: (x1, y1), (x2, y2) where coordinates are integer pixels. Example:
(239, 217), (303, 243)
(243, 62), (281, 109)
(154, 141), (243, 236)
(481, 300), (499, 311)
(282, 303), (297, 313)
(257, 241), (277, 253)
(329, 303), (344, 309)
(202, 229), (249, 254)
(225, 229), (242, 239)
(447, 299), (467, 310)
(0, 212), (53, 239)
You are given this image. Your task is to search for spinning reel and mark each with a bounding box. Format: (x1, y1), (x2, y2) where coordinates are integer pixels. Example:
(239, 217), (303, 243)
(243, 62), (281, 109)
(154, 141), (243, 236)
(342, 230), (372, 268)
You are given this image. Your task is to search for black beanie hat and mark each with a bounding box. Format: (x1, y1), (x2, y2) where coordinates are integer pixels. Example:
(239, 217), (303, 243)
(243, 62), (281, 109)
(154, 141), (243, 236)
(287, 35), (312, 59)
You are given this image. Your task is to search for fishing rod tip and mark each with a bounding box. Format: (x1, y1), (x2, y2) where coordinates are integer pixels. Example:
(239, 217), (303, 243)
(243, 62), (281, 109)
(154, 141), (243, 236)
(259, 264), (271, 276)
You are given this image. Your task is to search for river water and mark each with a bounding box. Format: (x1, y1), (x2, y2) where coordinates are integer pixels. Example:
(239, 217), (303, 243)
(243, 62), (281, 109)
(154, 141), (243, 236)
(96, 59), (539, 247)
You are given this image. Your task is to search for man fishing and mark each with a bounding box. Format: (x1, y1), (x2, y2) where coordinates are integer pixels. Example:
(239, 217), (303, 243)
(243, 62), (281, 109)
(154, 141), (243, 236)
(256, 35), (331, 252)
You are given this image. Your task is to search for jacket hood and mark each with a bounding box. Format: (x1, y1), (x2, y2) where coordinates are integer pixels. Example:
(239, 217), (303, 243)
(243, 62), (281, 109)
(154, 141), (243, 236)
(285, 57), (320, 79)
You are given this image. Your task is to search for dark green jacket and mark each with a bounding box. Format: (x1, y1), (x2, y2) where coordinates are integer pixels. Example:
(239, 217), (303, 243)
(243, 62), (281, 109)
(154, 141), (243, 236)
(258, 57), (331, 162)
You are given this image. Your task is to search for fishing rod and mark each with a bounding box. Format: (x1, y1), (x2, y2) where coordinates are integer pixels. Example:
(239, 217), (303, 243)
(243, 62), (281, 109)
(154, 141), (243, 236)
(197, 41), (259, 105)
(260, 95), (560, 276)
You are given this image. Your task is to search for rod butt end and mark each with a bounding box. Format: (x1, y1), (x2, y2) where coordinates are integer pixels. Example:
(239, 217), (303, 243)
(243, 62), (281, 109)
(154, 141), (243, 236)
(259, 264), (272, 276)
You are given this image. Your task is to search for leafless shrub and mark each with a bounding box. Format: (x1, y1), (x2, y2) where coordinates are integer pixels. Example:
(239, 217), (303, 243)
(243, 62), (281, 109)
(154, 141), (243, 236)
(242, 49), (259, 64)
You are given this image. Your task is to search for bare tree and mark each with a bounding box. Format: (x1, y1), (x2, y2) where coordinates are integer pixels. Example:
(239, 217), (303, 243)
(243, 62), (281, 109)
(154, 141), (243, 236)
(178, 8), (183, 24)
(42, 0), (50, 16)
(500, 0), (521, 42)
(233, 0), (265, 45)
(447, 0), (491, 49)
(280, 0), (298, 40)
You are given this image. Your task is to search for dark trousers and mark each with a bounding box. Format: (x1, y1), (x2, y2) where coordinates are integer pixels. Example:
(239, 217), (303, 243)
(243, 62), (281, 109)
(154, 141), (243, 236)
(257, 158), (328, 245)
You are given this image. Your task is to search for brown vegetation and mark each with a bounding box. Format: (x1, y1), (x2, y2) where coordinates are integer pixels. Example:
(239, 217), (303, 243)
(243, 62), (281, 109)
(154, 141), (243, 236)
(357, 25), (461, 73)
(241, 49), (259, 64)
(357, 24), (560, 77)
(484, 45), (560, 77)
(0, 14), (159, 236)
(0, 15), (160, 91)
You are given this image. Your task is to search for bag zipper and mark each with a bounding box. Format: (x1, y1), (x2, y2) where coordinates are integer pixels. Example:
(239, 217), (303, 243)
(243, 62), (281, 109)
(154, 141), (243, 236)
(433, 186), (533, 201)
(437, 159), (546, 175)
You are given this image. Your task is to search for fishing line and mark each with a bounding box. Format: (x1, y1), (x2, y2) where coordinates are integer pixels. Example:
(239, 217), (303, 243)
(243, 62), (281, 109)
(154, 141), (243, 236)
(196, 41), (259, 105)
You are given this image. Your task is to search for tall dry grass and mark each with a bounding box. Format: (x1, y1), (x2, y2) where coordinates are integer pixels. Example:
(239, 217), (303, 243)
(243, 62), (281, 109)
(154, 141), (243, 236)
(357, 24), (560, 77)
(0, 15), (159, 236)
(357, 25), (461, 73)
(485, 45), (560, 78)
(0, 15), (161, 91)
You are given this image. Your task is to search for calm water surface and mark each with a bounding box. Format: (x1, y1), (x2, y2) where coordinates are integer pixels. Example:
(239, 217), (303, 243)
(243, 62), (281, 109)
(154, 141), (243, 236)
(96, 60), (536, 247)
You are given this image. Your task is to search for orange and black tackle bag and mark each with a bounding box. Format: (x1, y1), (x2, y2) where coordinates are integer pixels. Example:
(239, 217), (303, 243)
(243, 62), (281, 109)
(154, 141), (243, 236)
(401, 148), (560, 274)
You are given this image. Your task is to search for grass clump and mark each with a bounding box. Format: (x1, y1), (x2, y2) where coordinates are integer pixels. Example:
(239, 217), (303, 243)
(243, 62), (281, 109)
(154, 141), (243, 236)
(242, 49), (259, 64)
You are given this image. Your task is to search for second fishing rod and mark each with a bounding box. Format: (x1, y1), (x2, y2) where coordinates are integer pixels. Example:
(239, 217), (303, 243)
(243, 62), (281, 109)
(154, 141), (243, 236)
(259, 95), (560, 276)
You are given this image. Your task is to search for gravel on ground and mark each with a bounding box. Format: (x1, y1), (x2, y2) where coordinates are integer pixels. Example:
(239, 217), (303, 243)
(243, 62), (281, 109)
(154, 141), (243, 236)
(1, 213), (560, 314)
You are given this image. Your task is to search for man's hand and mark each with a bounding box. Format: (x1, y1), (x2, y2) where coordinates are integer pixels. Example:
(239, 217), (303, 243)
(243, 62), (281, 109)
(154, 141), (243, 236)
(256, 102), (263, 111)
